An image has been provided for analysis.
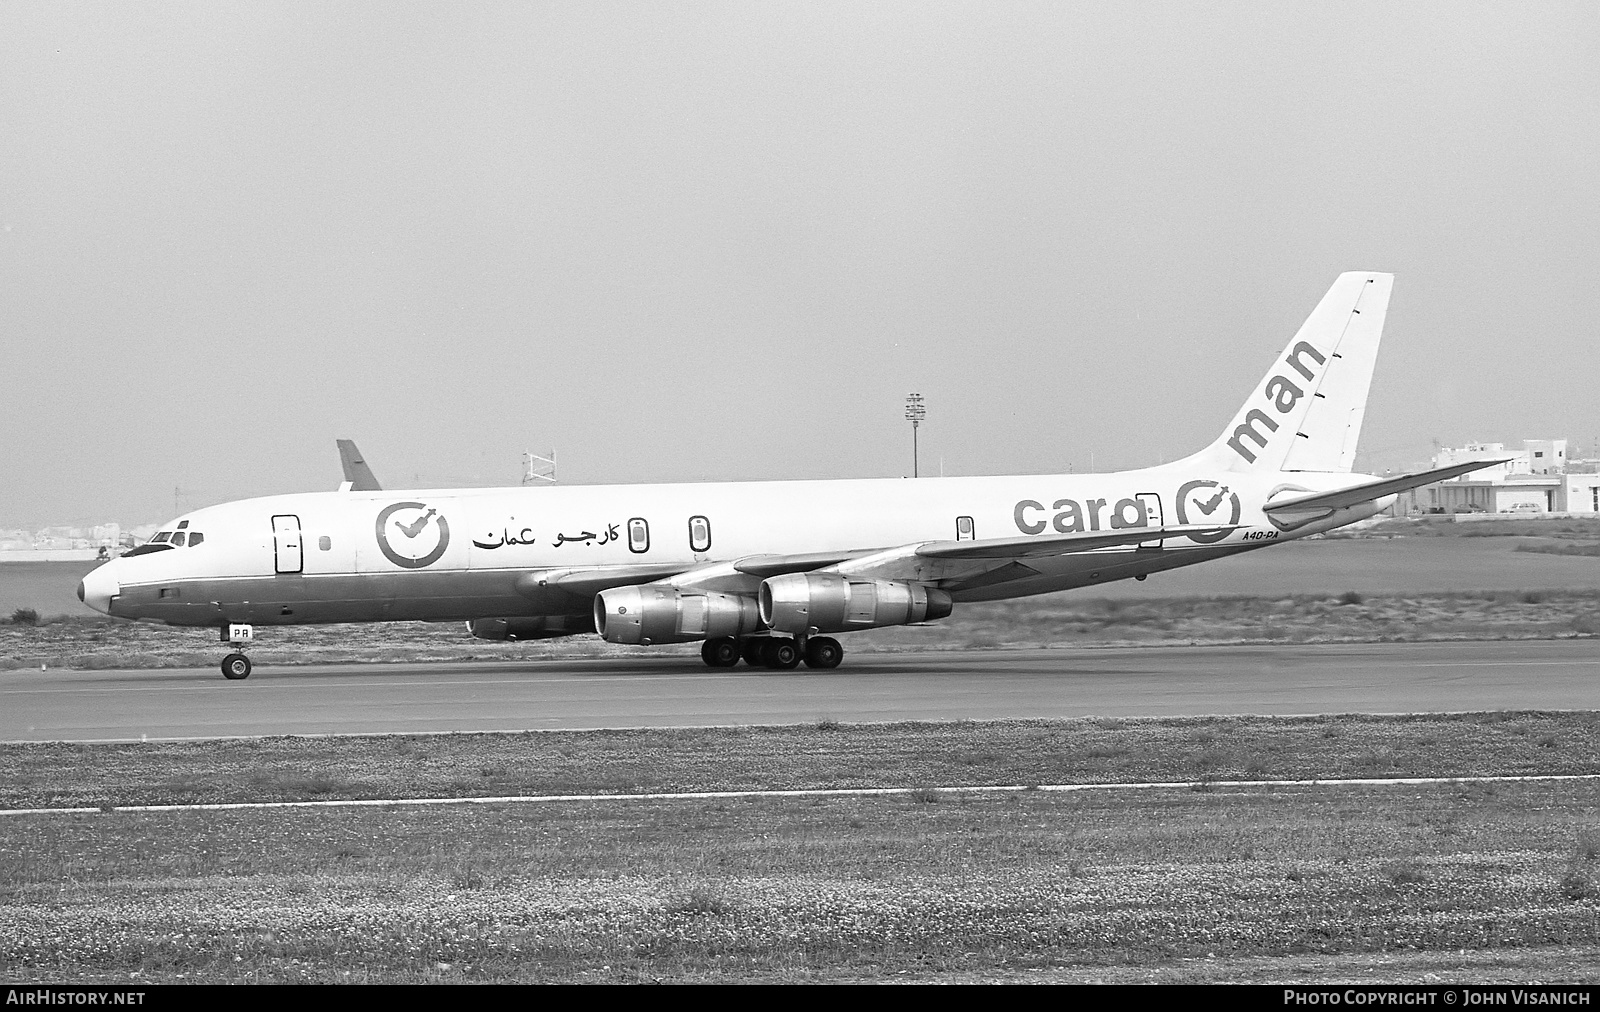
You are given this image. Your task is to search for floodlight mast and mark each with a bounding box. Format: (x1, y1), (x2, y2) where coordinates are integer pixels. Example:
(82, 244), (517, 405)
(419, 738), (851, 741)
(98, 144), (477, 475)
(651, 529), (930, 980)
(904, 393), (926, 478)
(522, 450), (556, 486)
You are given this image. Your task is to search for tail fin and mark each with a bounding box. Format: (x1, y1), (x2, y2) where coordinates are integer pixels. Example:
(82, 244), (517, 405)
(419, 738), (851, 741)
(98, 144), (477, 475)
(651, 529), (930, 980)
(1186, 271), (1393, 473)
(336, 439), (383, 491)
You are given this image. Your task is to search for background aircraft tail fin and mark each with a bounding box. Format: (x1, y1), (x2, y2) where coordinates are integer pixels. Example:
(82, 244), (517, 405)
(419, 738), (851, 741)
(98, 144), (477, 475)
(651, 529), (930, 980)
(1184, 271), (1394, 473)
(336, 439), (383, 491)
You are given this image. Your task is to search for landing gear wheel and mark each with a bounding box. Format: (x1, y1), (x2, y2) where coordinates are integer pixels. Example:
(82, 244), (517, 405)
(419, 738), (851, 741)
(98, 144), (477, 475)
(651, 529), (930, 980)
(701, 637), (740, 668)
(221, 653), (252, 680)
(762, 638), (802, 670)
(741, 639), (767, 666)
(803, 636), (843, 669)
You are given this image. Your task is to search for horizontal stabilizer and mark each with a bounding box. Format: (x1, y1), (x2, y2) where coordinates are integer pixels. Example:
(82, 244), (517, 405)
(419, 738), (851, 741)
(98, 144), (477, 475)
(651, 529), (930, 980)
(916, 524), (1235, 560)
(1263, 459), (1513, 516)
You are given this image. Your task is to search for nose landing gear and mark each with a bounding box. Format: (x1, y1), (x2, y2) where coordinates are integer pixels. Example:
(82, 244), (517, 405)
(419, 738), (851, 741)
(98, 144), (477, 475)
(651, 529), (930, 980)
(219, 623), (254, 680)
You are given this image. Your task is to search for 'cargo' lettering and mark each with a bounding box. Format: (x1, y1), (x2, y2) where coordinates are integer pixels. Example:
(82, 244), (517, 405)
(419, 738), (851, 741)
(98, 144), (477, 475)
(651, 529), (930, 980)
(1108, 498), (1148, 529)
(1085, 498), (1107, 531)
(1052, 499), (1084, 534)
(1014, 500), (1047, 535)
(1018, 495), (1151, 535)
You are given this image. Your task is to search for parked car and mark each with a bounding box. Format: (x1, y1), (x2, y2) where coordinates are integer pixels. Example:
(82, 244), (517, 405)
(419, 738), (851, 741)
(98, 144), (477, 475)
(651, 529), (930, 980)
(1451, 504), (1487, 513)
(1502, 502), (1542, 513)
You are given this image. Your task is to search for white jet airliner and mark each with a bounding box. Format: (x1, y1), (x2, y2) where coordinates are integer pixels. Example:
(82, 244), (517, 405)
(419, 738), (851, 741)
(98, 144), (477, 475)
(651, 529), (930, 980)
(79, 272), (1496, 679)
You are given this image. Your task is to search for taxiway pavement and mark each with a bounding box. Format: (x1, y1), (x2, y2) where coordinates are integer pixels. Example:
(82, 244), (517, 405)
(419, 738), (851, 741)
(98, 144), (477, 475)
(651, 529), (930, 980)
(4, 640), (1599, 742)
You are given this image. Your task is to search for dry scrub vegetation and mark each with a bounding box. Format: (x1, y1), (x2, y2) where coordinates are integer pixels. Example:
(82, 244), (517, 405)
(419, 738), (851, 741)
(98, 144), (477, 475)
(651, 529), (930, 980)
(1334, 517), (1600, 540)
(3, 588), (1598, 671)
(4, 713), (1600, 810)
(4, 715), (1600, 982)
(4, 778), (1600, 983)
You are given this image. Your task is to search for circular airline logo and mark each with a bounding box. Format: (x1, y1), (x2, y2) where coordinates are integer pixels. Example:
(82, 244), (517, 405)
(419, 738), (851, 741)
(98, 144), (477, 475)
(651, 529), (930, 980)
(1175, 480), (1241, 544)
(375, 501), (451, 569)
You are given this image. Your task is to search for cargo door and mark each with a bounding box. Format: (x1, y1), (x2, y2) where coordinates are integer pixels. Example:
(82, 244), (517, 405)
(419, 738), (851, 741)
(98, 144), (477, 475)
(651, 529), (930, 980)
(272, 515), (303, 574)
(1136, 494), (1164, 549)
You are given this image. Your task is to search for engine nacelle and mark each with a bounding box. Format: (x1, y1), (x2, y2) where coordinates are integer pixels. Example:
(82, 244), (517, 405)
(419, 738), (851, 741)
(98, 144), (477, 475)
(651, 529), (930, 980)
(759, 574), (952, 635)
(467, 615), (594, 641)
(594, 585), (760, 645)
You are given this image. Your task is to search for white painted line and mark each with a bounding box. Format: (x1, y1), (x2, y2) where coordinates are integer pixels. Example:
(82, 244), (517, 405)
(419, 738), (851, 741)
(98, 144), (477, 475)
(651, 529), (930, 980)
(5, 773), (1599, 817)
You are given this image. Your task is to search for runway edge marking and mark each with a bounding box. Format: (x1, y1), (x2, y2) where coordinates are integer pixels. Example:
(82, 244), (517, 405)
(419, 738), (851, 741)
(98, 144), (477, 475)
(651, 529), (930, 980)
(7, 773), (1600, 817)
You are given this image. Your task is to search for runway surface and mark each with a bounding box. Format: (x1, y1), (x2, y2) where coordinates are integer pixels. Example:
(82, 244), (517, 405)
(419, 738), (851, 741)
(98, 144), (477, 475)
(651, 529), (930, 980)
(4, 640), (1600, 742)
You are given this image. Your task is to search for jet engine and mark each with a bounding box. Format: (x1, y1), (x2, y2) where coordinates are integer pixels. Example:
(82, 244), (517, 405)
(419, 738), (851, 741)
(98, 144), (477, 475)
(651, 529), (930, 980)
(759, 574), (952, 635)
(467, 615), (594, 641)
(594, 585), (760, 645)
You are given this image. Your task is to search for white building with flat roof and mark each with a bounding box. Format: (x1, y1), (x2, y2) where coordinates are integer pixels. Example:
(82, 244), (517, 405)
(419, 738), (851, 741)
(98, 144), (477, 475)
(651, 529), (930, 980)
(1394, 439), (1596, 515)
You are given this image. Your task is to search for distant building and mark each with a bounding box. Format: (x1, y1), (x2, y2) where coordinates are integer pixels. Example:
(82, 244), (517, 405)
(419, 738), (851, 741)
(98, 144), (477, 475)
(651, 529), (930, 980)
(1395, 439), (1598, 515)
(1565, 472), (1600, 514)
(0, 520), (138, 560)
(1523, 439), (1568, 474)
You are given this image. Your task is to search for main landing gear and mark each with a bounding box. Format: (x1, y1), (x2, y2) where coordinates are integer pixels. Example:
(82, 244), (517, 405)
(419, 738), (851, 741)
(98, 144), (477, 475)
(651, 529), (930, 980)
(219, 623), (254, 680)
(700, 636), (844, 671)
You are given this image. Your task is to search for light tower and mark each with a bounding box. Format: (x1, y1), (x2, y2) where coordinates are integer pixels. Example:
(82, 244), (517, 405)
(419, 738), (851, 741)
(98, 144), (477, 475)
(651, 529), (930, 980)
(904, 393), (926, 478)
(522, 450), (556, 486)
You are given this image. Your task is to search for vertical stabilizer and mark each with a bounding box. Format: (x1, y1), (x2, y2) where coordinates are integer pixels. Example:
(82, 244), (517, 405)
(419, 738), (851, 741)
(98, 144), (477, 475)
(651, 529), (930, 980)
(1185, 272), (1393, 473)
(336, 439), (383, 491)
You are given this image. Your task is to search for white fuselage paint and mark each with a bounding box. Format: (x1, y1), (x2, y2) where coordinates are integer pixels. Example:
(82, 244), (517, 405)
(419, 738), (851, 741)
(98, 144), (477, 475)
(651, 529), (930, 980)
(80, 463), (1388, 628)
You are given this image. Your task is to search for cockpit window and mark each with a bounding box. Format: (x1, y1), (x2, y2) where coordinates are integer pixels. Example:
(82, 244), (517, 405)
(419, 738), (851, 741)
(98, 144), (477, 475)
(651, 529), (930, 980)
(151, 532), (172, 544)
(170, 532), (187, 547)
(122, 543), (175, 558)
(188, 532), (204, 547)
(176, 520), (189, 530)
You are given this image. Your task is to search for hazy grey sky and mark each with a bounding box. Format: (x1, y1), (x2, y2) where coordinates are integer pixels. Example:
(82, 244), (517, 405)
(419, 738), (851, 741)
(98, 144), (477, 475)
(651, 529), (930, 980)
(3, 2), (1597, 527)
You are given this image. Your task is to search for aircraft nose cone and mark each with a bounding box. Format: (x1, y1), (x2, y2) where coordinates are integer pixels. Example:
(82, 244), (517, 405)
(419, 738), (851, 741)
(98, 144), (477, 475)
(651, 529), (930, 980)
(79, 565), (119, 615)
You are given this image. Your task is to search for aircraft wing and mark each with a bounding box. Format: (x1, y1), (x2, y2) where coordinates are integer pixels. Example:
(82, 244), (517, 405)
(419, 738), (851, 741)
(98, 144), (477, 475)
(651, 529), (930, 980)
(524, 555), (888, 600)
(732, 550), (881, 577)
(1263, 459), (1513, 517)
(915, 525), (1234, 560)
(514, 564), (692, 599)
(336, 439), (383, 491)
(829, 525), (1234, 584)
(524, 528), (1236, 600)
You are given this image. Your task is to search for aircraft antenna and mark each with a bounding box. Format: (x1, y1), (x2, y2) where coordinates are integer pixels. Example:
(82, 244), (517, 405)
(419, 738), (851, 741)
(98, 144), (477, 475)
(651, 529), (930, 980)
(904, 393), (925, 478)
(523, 450), (556, 486)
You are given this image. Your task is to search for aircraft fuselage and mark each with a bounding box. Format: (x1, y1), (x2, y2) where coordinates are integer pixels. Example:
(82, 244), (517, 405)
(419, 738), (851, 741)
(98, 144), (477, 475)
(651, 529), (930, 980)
(80, 465), (1384, 627)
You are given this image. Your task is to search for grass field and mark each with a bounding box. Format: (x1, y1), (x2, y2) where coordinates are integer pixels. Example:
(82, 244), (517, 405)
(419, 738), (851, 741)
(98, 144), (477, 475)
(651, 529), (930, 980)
(5, 587), (1596, 670)
(6, 712), (1600, 809)
(4, 715), (1600, 983)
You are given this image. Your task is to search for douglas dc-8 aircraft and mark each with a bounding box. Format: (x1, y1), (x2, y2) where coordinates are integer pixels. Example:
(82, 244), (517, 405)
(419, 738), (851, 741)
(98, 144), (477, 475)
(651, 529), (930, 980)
(79, 272), (1496, 679)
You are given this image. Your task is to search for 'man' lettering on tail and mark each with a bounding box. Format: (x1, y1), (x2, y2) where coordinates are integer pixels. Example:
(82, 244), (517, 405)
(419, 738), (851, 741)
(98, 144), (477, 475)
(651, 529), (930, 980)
(1227, 341), (1327, 463)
